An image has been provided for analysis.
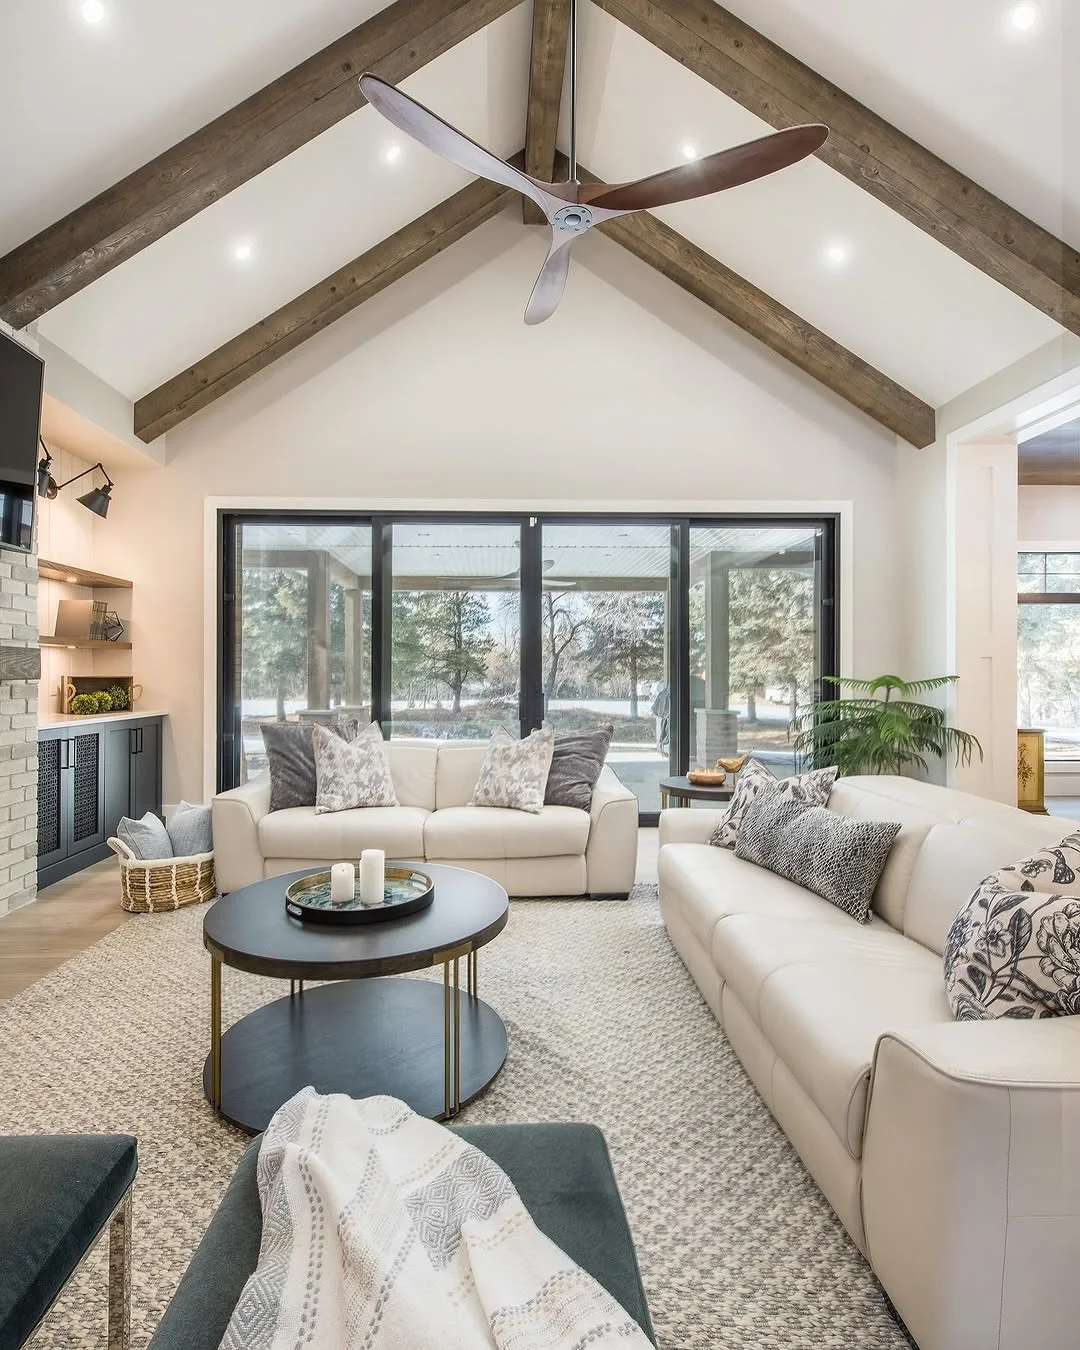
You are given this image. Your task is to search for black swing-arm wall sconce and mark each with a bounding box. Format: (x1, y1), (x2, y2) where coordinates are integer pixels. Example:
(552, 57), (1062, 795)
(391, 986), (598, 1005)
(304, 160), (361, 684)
(37, 439), (114, 519)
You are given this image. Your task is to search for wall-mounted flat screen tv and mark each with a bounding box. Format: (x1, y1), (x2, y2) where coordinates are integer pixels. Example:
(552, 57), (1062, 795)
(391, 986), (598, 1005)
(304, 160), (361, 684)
(0, 331), (43, 553)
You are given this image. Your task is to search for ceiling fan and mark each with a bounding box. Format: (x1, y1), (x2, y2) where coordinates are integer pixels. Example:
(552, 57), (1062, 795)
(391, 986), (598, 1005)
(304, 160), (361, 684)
(358, 0), (828, 325)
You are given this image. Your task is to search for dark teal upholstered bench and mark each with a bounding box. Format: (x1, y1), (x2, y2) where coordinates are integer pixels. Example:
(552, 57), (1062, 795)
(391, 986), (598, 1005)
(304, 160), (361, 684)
(149, 1121), (653, 1347)
(0, 1134), (137, 1350)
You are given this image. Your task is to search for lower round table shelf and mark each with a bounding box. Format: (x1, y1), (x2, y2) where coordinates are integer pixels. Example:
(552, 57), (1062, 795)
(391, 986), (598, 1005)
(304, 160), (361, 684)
(202, 978), (508, 1135)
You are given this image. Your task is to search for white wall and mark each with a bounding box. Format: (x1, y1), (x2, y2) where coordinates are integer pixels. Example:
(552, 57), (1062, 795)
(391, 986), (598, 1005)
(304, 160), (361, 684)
(1018, 485), (1080, 544)
(93, 213), (906, 803)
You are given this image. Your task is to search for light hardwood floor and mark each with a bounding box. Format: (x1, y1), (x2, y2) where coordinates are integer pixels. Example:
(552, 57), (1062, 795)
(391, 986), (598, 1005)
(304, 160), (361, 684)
(0, 831), (663, 1002)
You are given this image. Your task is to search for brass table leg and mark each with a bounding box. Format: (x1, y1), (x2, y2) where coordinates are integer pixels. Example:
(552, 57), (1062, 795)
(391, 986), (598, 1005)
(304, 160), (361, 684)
(107, 1190), (132, 1350)
(467, 947), (477, 998)
(210, 954), (222, 1110)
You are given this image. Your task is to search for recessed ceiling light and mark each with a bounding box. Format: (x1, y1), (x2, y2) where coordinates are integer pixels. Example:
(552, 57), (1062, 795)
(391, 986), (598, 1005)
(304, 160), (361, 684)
(80, 0), (105, 22)
(1007, 1), (1040, 31)
(823, 241), (850, 268)
(384, 143), (403, 164)
(681, 144), (698, 161)
(231, 240), (254, 263)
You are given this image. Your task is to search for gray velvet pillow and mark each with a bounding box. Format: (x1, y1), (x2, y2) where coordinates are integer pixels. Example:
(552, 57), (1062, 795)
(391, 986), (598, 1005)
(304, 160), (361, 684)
(261, 719), (359, 812)
(117, 811), (173, 861)
(545, 727), (613, 811)
(167, 800), (213, 856)
(734, 794), (900, 923)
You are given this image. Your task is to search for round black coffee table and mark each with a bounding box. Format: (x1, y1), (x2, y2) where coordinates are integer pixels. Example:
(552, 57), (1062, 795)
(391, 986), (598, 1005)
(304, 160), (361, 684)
(202, 862), (509, 1135)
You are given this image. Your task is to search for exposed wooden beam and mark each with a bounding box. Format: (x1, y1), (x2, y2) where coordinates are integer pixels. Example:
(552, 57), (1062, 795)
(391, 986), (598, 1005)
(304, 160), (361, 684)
(523, 0), (571, 224)
(0, 0), (521, 329)
(593, 0), (1080, 335)
(586, 186), (935, 446)
(134, 177), (513, 442)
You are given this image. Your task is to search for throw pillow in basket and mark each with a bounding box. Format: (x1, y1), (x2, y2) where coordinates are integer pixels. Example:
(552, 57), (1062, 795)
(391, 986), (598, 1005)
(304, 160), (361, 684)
(709, 758), (838, 849)
(117, 811), (173, 860)
(943, 831), (1080, 1021)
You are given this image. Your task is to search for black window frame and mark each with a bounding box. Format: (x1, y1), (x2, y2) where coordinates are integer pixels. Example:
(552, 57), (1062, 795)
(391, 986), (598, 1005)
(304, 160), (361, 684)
(218, 509), (840, 825)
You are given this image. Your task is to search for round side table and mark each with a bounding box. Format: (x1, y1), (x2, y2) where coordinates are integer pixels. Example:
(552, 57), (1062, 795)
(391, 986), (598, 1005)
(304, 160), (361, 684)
(658, 775), (735, 809)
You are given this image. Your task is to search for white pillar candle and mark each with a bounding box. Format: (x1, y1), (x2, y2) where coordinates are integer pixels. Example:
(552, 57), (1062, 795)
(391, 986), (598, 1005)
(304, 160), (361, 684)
(359, 849), (385, 907)
(330, 862), (355, 907)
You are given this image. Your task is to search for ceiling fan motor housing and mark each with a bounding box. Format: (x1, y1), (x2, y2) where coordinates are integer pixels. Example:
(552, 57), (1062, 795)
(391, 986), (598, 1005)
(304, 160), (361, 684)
(553, 204), (593, 234)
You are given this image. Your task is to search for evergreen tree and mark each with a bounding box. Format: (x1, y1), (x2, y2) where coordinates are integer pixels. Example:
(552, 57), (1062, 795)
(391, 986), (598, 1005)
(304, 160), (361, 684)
(586, 592), (666, 719)
(240, 568), (308, 719)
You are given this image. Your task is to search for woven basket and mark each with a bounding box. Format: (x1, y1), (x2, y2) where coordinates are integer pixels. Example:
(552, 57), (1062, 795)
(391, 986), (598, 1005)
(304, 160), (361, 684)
(107, 837), (217, 913)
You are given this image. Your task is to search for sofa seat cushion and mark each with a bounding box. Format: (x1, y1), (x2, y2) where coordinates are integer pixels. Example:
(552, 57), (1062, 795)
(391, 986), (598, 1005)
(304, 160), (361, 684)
(0, 1134), (137, 1350)
(659, 842), (855, 955)
(424, 805), (590, 860)
(714, 915), (949, 1158)
(259, 806), (429, 860)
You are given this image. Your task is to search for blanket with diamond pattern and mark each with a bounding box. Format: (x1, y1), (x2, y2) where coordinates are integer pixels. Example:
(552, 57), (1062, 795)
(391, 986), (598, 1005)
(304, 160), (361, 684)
(219, 1088), (651, 1350)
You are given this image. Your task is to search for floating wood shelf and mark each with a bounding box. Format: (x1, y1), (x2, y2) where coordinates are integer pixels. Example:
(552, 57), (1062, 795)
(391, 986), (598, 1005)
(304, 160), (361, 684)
(40, 636), (132, 651)
(37, 559), (133, 589)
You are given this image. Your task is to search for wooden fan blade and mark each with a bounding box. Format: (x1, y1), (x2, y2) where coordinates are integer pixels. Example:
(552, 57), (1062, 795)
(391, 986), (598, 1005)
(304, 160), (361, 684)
(359, 73), (551, 214)
(524, 232), (573, 325)
(578, 124), (829, 213)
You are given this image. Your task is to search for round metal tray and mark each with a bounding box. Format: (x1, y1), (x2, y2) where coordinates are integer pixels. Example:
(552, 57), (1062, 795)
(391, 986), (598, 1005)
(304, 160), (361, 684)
(284, 865), (435, 925)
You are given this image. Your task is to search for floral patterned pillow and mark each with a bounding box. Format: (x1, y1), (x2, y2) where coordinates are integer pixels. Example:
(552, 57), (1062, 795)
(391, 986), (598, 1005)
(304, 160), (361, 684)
(313, 721), (398, 814)
(471, 725), (555, 814)
(943, 832), (1080, 1020)
(708, 758), (838, 849)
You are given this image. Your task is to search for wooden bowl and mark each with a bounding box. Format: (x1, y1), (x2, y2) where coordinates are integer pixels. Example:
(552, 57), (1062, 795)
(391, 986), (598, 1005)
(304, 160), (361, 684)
(687, 769), (727, 786)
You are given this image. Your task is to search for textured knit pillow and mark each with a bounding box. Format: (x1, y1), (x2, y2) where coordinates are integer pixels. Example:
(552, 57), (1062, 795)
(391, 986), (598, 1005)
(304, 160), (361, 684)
(545, 726), (612, 811)
(117, 811), (173, 860)
(708, 758), (838, 849)
(167, 800), (213, 856)
(313, 721), (398, 814)
(735, 794), (900, 922)
(943, 832), (1080, 1021)
(471, 724), (555, 814)
(261, 718), (358, 812)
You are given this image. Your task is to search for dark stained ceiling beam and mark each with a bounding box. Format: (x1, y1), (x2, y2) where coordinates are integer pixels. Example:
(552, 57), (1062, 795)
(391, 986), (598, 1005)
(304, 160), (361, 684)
(523, 0), (571, 223)
(133, 176), (513, 442)
(0, 0), (522, 329)
(586, 186), (935, 446)
(593, 0), (1080, 335)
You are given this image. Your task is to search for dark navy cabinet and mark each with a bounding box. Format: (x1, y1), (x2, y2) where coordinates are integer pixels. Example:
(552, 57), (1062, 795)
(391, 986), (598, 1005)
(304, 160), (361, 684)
(38, 715), (164, 888)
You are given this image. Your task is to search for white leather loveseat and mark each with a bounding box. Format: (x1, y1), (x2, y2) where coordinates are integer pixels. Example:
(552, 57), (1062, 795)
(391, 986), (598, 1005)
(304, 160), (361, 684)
(213, 739), (638, 898)
(659, 774), (1080, 1350)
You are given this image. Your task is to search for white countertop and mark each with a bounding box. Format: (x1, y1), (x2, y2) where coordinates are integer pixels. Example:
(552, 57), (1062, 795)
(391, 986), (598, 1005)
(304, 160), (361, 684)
(38, 709), (168, 731)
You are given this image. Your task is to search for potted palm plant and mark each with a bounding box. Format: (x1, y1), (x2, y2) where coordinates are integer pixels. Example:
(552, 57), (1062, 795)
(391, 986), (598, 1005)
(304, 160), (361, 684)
(791, 674), (983, 776)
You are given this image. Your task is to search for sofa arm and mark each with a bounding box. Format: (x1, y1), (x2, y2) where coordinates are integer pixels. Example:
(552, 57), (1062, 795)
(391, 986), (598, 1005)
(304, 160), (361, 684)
(658, 808), (726, 848)
(862, 1020), (1080, 1350)
(585, 765), (638, 897)
(211, 776), (272, 893)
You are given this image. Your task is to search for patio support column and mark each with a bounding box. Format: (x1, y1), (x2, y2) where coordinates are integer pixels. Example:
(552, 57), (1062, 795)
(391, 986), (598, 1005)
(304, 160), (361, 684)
(306, 551), (330, 711)
(343, 587), (365, 707)
(704, 555), (730, 709)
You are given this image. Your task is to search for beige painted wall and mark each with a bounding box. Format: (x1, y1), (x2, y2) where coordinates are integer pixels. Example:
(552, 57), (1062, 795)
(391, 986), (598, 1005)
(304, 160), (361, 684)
(92, 216), (907, 803)
(1018, 485), (1080, 543)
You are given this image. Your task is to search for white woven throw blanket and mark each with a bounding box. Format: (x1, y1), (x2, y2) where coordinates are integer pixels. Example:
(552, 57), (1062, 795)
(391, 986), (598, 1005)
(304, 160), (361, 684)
(219, 1088), (652, 1350)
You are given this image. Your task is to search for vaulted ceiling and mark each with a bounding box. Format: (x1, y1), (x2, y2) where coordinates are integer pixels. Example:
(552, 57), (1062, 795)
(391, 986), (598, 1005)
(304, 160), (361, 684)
(2, 0), (1076, 449)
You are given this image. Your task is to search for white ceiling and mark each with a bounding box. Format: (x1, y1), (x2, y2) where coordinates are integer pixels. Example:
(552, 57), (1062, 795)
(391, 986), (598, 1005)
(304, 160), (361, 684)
(3, 0), (1073, 416)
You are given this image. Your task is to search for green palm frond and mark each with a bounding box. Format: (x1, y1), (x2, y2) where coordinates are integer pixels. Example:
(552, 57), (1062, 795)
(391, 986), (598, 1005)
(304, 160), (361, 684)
(791, 673), (982, 777)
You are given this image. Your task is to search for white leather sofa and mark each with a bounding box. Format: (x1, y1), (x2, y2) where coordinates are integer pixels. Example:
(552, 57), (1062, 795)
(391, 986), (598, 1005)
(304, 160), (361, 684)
(213, 739), (638, 898)
(659, 774), (1080, 1350)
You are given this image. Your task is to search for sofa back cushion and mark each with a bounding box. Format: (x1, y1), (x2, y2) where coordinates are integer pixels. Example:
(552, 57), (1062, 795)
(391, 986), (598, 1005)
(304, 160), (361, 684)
(825, 775), (1077, 949)
(435, 743), (490, 809)
(906, 816), (1079, 956)
(385, 741), (439, 811)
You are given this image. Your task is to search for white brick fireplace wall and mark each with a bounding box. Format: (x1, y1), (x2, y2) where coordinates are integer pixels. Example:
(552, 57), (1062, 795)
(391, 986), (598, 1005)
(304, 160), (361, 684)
(0, 547), (39, 916)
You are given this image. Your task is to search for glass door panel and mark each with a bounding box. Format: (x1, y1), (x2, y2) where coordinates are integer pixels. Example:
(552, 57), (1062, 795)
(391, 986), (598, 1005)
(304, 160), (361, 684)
(1018, 601), (1080, 759)
(389, 522), (521, 739)
(539, 523), (671, 812)
(233, 521), (373, 782)
(689, 525), (822, 775)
